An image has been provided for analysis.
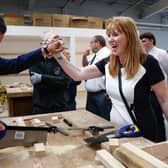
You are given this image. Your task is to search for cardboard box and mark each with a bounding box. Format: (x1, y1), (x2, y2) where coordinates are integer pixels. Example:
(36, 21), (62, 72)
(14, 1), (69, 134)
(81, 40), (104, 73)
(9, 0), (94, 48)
(88, 16), (103, 29)
(31, 13), (52, 26)
(52, 14), (71, 27)
(4, 13), (24, 25)
(70, 16), (89, 28)
(70, 16), (103, 29)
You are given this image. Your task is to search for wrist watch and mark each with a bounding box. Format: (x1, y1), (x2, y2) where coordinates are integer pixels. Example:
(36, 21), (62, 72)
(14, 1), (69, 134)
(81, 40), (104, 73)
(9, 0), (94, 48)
(43, 46), (49, 55)
(42, 45), (52, 58)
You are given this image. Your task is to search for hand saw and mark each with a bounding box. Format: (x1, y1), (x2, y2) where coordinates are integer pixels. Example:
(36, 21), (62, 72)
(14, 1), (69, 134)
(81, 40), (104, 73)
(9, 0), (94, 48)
(0, 120), (69, 148)
(68, 125), (115, 135)
(84, 124), (142, 145)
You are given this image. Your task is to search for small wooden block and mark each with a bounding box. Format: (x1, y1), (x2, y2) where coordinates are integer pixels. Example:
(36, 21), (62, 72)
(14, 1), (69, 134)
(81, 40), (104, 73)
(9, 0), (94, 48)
(34, 143), (45, 155)
(51, 116), (60, 123)
(96, 149), (125, 168)
(109, 138), (119, 153)
(15, 117), (26, 126)
(31, 118), (43, 126)
(101, 142), (111, 152)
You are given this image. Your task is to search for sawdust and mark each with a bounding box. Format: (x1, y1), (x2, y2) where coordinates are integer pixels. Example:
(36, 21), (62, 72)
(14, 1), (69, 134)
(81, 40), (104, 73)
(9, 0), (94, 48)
(46, 144), (78, 155)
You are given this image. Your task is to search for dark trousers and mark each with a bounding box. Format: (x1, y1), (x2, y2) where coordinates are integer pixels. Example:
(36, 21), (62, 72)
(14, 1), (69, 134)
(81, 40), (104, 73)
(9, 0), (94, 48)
(149, 91), (166, 142)
(86, 90), (112, 120)
(33, 106), (68, 115)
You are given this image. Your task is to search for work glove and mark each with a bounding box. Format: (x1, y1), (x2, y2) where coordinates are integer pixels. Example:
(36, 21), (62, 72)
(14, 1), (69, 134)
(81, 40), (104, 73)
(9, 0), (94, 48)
(30, 72), (42, 85)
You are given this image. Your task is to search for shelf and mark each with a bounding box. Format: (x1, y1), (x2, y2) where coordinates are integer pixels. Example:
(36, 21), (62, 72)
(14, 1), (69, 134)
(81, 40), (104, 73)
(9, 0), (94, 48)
(6, 25), (106, 38)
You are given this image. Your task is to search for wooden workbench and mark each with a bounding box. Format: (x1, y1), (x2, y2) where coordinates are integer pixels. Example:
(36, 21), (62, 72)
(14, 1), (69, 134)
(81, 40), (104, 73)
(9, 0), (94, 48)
(0, 110), (155, 168)
(6, 86), (33, 117)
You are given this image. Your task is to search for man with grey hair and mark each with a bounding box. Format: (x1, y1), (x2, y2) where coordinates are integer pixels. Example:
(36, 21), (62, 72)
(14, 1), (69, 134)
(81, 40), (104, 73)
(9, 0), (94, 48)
(82, 35), (111, 120)
(29, 32), (72, 114)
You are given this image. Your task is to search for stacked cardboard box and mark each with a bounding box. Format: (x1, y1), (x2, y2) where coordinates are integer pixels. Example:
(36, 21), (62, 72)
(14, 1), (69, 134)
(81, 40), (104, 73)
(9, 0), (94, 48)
(52, 14), (71, 27)
(70, 16), (103, 29)
(4, 13), (24, 25)
(31, 13), (52, 26)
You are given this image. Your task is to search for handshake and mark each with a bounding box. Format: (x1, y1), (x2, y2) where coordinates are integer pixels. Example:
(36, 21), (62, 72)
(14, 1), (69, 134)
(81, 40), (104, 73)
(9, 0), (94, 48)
(41, 34), (64, 57)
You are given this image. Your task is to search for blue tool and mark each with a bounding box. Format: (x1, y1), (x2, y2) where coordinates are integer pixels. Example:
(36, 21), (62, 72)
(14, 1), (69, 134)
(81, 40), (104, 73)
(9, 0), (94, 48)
(84, 124), (142, 145)
(0, 121), (7, 140)
(119, 124), (142, 137)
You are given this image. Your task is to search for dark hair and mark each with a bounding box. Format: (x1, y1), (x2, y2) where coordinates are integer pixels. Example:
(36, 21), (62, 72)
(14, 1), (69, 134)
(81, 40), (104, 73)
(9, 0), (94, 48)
(140, 32), (156, 45)
(0, 16), (7, 34)
(94, 35), (106, 47)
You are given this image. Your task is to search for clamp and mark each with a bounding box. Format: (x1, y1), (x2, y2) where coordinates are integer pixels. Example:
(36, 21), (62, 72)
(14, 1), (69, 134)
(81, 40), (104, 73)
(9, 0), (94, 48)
(119, 124), (142, 137)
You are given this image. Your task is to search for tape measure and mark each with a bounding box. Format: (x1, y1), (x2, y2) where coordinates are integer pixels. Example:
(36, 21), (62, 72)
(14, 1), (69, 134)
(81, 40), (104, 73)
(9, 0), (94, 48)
(119, 124), (142, 137)
(0, 120), (7, 139)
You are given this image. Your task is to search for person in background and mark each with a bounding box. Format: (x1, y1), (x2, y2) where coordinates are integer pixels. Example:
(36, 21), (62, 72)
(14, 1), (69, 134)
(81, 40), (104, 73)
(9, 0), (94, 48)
(82, 35), (111, 120)
(0, 17), (62, 133)
(52, 16), (168, 142)
(62, 48), (81, 111)
(140, 32), (168, 141)
(140, 32), (168, 79)
(29, 32), (72, 114)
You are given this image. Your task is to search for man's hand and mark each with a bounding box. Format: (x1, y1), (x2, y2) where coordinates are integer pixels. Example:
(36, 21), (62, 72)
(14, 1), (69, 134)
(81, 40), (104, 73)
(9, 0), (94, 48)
(41, 35), (65, 58)
(83, 48), (90, 57)
(82, 48), (90, 66)
(30, 72), (42, 85)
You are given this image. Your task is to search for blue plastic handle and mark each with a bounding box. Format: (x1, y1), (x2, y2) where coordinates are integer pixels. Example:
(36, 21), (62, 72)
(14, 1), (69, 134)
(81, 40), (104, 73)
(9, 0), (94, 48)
(0, 120), (7, 139)
(119, 124), (142, 137)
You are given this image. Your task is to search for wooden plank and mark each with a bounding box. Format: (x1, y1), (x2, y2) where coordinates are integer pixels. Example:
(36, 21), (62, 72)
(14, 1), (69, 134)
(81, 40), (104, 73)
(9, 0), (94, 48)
(95, 149), (125, 168)
(143, 141), (168, 164)
(61, 110), (118, 130)
(113, 143), (168, 168)
(101, 137), (154, 153)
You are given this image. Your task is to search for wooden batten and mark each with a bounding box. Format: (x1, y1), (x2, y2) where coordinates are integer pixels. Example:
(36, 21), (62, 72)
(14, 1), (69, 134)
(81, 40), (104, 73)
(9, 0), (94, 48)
(95, 149), (126, 168)
(113, 143), (168, 168)
(143, 141), (168, 164)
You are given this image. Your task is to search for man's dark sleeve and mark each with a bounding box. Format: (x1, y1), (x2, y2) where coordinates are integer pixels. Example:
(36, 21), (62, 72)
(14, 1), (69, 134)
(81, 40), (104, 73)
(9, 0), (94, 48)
(41, 74), (72, 88)
(0, 48), (44, 75)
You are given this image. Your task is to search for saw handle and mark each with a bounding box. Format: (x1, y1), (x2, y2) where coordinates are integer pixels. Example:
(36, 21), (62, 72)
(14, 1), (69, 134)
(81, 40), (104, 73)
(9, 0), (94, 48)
(0, 120), (7, 139)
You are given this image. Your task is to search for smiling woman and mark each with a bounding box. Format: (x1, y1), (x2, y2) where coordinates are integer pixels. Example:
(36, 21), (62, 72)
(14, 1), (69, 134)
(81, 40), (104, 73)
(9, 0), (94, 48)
(48, 16), (168, 142)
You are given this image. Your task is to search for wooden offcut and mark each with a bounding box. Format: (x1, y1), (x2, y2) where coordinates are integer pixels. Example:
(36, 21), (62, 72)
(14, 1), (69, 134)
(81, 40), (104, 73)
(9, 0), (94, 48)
(34, 142), (46, 155)
(95, 149), (125, 168)
(113, 143), (168, 168)
(143, 141), (168, 164)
